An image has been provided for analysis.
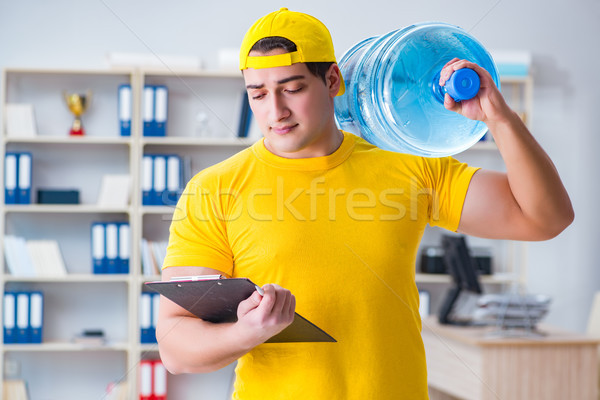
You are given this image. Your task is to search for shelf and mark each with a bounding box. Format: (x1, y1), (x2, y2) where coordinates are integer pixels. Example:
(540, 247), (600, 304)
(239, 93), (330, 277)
(140, 275), (162, 283)
(142, 206), (176, 215)
(0, 64), (254, 400)
(415, 273), (518, 284)
(2, 341), (130, 352)
(140, 69), (241, 79)
(2, 274), (131, 283)
(141, 136), (255, 147)
(4, 136), (132, 145)
(3, 204), (132, 214)
(4, 67), (133, 76)
(139, 343), (160, 353)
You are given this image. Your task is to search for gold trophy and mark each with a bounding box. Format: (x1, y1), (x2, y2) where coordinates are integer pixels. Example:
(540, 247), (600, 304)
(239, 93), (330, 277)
(64, 90), (92, 136)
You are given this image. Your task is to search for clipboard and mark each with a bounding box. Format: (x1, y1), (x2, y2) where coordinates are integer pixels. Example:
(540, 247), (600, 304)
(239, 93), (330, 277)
(145, 277), (336, 343)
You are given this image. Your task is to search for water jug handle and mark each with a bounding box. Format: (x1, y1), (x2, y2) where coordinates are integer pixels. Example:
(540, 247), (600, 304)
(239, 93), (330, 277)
(444, 68), (480, 102)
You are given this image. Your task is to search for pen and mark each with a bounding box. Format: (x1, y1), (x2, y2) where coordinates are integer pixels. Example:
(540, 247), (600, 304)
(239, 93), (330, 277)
(255, 285), (264, 296)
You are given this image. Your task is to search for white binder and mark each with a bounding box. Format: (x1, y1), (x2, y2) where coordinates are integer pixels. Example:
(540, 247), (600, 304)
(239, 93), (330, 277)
(142, 85), (155, 136)
(91, 223), (106, 273)
(153, 156), (166, 205)
(105, 223), (119, 273)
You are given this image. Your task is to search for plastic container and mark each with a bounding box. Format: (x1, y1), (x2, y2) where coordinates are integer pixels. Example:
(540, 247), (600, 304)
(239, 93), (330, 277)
(334, 22), (500, 157)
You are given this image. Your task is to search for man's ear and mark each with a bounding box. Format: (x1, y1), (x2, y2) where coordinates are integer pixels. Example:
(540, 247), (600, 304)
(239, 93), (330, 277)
(326, 64), (342, 97)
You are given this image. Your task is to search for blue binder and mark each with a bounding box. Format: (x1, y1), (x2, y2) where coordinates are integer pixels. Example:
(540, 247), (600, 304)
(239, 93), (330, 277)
(236, 92), (252, 138)
(140, 292), (155, 343)
(153, 85), (168, 137)
(3, 292), (17, 343)
(118, 84), (132, 137)
(15, 292), (30, 343)
(117, 222), (130, 274)
(29, 291), (43, 343)
(143, 154), (182, 206)
(143, 85), (155, 136)
(151, 292), (159, 343)
(91, 222), (107, 274)
(166, 154), (182, 206)
(17, 152), (32, 204)
(152, 155), (167, 206)
(142, 155), (154, 206)
(4, 152), (18, 204)
(105, 223), (119, 274)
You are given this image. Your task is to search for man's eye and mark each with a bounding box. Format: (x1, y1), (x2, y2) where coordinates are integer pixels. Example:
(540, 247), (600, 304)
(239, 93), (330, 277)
(251, 93), (265, 100)
(286, 87), (303, 94)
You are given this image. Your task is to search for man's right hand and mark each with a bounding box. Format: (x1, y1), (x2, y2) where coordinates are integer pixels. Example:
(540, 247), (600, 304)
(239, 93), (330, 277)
(235, 283), (296, 347)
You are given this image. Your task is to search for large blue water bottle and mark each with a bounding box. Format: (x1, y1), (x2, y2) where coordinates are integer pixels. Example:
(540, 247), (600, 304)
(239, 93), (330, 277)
(334, 22), (501, 157)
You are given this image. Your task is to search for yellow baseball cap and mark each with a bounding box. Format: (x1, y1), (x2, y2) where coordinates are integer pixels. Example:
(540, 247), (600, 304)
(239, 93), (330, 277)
(239, 8), (345, 96)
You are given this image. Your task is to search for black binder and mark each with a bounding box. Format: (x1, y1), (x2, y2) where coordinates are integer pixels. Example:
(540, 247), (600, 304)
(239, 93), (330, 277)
(145, 277), (336, 343)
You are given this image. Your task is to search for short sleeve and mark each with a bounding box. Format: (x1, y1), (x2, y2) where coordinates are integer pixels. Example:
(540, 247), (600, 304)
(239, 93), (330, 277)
(422, 156), (480, 232)
(162, 179), (234, 275)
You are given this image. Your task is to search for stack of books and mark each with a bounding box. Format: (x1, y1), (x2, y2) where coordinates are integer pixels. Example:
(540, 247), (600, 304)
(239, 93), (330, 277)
(140, 239), (167, 276)
(4, 236), (67, 277)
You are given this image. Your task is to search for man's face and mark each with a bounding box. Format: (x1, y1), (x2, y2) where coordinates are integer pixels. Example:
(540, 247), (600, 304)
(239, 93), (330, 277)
(242, 49), (341, 159)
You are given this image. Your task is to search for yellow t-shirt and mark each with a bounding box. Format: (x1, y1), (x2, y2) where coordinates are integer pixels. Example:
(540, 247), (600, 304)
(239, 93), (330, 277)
(164, 131), (478, 399)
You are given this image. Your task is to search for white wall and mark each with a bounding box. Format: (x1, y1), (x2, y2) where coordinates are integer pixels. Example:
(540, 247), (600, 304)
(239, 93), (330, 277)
(1, 0), (598, 334)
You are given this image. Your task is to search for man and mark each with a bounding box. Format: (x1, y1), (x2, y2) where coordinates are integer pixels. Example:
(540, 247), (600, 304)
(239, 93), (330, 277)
(157, 8), (573, 399)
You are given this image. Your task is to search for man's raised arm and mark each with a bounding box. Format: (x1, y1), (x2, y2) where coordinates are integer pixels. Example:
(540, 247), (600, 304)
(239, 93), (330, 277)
(439, 58), (574, 240)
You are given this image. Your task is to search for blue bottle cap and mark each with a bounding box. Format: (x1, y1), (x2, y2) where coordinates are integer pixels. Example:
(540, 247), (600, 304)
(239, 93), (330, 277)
(445, 68), (480, 101)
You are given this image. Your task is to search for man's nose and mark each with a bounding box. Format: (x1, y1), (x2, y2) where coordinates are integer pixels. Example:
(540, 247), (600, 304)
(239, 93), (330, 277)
(270, 94), (291, 121)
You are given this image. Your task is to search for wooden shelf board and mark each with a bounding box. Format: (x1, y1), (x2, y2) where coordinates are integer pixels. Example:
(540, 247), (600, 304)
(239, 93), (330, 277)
(3, 136), (132, 145)
(4, 204), (132, 214)
(415, 273), (517, 284)
(141, 136), (256, 147)
(2, 274), (131, 283)
(2, 341), (129, 352)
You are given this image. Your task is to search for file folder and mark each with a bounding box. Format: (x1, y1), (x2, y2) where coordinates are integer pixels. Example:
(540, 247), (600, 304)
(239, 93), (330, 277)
(118, 84), (132, 137)
(29, 291), (43, 343)
(3, 292), (17, 343)
(142, 85), (155, 136)
(236, 92), (252, 138)
(153, 360), (167, 400)
(140, 292), (154, 344)
(146, 277), (336, 343)
(154, 85), (168, 137)
(152, 156), (166, 206)
(142, 155), (154, 206)
(91, 222), (106, 274)
(16, 292), (30, 343)
(151, 292), (159, 342)
(105, 223), (119, 274)
(139, 359), (153, 400)
(4, 152), (18, 204)
(118, 222), (130, 274)
(17, 152), (32, 204)
(166, 155), (182, 205)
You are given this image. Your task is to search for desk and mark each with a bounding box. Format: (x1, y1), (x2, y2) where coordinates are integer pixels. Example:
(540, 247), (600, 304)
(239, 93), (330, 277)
(422, 317), (599, 400)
